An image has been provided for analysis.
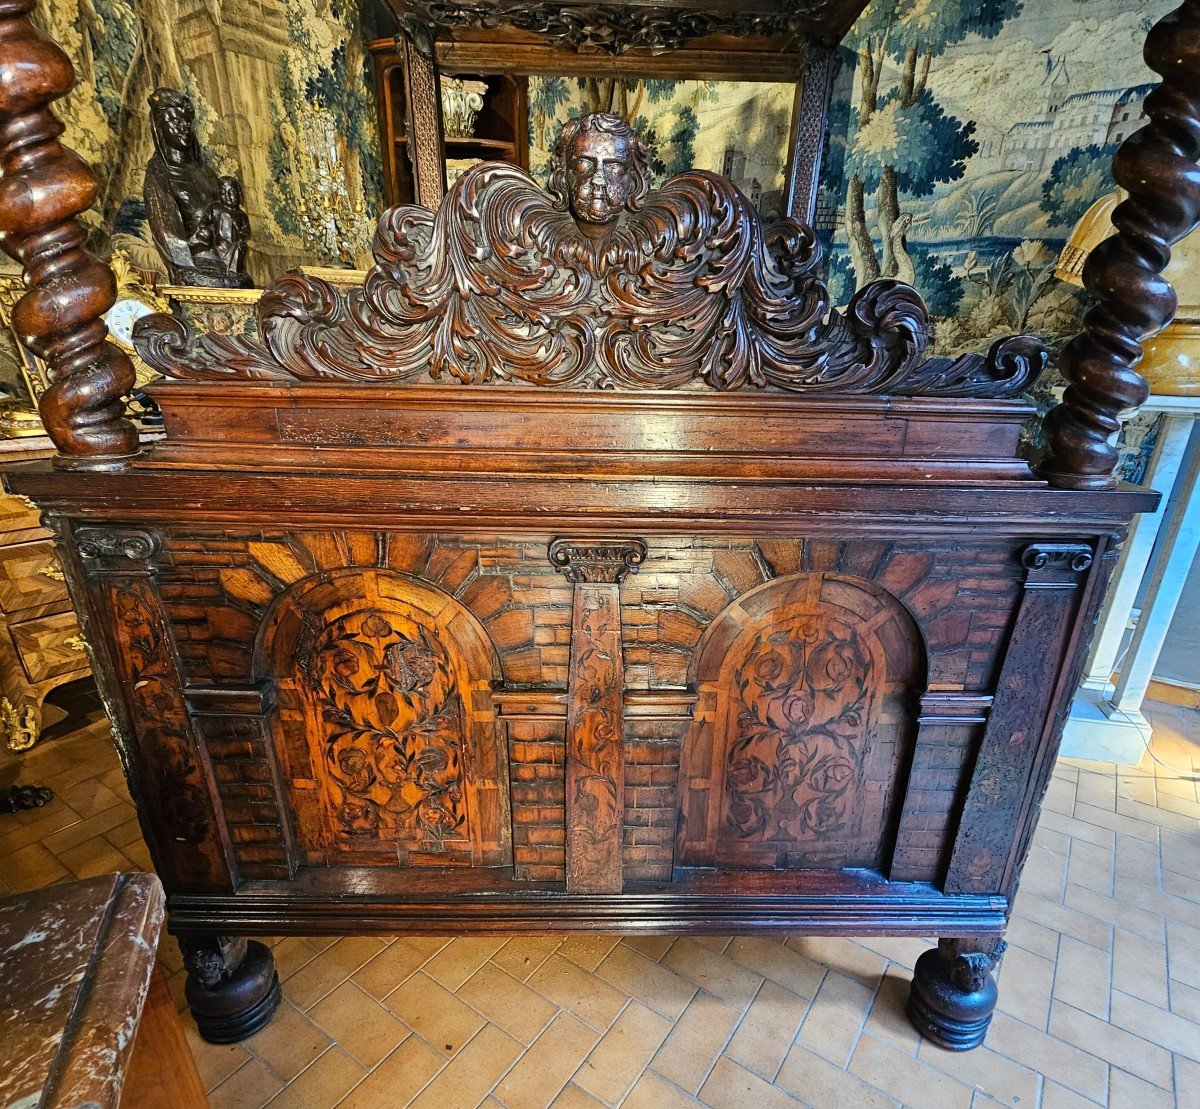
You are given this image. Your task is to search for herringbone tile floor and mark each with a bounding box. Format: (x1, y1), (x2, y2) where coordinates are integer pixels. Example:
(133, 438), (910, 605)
(1, 692), (1198, 1108)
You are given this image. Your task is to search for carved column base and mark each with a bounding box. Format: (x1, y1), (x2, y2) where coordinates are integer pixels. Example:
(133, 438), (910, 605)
(906, 938), (1004, 1051)
(181, 935), (281, 1043)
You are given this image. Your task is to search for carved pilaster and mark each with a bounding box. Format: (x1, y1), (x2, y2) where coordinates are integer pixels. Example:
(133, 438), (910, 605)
(0, 0), (138, 465)
(1039, 0), (1200, 488)
(75, 523), (234, 892)
(945, 542), (1094, 895)
(397, 28), (445, 209)
(551, 538), (645, 894)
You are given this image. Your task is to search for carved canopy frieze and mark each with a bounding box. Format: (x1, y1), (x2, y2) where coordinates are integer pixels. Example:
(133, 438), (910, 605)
(135, 113), (1045, 399)
(395, 0), (846, 54)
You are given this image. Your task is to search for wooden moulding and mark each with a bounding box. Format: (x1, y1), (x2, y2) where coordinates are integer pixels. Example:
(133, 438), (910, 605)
(167, 883), (1007, 938)
(141, 383), (1038, 484)
(7, 466), (1158, 538)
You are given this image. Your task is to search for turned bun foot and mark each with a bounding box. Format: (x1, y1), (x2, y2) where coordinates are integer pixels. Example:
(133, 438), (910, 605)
(181, 936), (281, 1043)
(906, 938), (1004, 1051)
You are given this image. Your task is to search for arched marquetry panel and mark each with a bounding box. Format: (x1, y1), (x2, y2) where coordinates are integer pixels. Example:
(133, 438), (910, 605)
(256, 569), (508, 867)
(678, 573), (923, 871)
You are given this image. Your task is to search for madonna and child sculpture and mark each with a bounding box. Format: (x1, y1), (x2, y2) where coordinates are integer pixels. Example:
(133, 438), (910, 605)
(143, 88), (252, 289)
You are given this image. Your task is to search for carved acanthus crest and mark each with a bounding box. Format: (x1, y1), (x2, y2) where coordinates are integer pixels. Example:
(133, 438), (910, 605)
(135, 113), (1045, 398)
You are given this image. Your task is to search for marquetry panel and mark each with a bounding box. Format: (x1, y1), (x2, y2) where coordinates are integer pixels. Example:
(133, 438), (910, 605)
(157, 531), (1023, 699)
(622, 707), (690, 882)
(618, 538), (1022, 695)
(500, 694), (567, 883)
(0, 539), (68, 614)
(889, 694), (991, 883)
(10, 611), (87, 684)
(157, 531), (574, 689)
(0, 491), (41, 539)
(258, 567), (509, 868)
(678, 573), (922, 871)
(186, 686), (298, 882)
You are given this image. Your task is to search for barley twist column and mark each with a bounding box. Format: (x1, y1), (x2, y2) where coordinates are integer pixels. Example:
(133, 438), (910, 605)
(0, 0), (138, 466)
(1039, 0), (1200, 489)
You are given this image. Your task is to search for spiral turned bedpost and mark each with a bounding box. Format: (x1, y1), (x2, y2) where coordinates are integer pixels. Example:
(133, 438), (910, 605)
(1039, 0), (1200, 490)
(0, 0), (138, 466)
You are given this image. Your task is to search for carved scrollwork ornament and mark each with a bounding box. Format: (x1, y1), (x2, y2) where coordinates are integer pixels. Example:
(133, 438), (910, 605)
(75, 526), (161, 562)
(1021, 543), (1094, 575)
(135, 113), (1045, 400)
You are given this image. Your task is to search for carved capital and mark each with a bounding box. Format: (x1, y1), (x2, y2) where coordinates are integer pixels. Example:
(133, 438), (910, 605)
(1021, 543), (1094, 586)
(549, 538), (647, 584)
(75, 526), (160, 563)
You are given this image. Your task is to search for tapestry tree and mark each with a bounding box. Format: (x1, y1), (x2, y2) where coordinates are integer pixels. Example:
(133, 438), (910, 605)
(844, 0), (1023, 288)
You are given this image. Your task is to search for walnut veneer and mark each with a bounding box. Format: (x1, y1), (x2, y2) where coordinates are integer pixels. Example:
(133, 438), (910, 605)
(2, 0), (1198, 1055)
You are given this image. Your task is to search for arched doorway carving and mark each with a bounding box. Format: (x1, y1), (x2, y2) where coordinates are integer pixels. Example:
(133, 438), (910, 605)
(257, 568), (508, 868)
(678, 573), (924, 872)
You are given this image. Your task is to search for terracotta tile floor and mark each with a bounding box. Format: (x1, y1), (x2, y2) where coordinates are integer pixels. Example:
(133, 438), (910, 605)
(2, 692), (1198, 1108)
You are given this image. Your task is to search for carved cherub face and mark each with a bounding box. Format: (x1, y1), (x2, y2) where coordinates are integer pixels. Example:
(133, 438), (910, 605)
(567, 130), (633, 226)
(548, 113), (650, 234)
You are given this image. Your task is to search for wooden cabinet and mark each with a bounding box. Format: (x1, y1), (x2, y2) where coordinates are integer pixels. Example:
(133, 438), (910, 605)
(0, 439), (89, 752)
(371, 37), (529, 208)
(3, 0), (1194, 1065)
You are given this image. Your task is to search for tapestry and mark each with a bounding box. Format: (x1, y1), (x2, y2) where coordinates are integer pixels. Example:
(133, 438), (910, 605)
(30, 0), (385, 283)
(821, 0), (1175, 360)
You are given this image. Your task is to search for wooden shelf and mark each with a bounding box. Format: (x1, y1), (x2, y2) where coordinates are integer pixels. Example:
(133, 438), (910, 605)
(446, 137), (516, 153)
(371, 40), (528, 208)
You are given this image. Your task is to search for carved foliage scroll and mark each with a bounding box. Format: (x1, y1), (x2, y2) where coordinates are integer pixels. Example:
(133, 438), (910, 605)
(135, 165), (1044, 399)
(679, 573), (921, 871)
(260, 569), (507, 867)
(306, 608), (468, 847)
(399, 0), (845, 55)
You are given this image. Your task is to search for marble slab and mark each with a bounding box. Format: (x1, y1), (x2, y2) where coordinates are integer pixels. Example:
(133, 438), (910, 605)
(0, 872), (166, 1109)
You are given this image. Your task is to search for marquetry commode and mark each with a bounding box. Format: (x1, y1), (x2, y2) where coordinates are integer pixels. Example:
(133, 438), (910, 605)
(3, 0), (1197, 1057)
(0, 440), (89, 752)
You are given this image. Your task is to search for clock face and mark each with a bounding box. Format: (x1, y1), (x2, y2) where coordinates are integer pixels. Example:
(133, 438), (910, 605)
(105, 297), (155, 348)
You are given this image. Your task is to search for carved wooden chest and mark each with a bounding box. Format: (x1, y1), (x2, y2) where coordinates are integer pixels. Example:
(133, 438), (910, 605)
(4, 0), (1198, 1058)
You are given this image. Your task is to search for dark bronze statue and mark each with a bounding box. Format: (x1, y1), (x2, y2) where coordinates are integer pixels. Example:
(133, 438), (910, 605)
(143, 89), (252, 288)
